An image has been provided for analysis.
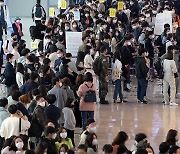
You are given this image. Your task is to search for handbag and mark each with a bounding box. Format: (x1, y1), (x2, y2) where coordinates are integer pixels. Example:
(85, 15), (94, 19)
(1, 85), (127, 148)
(159, 61), (164, 79)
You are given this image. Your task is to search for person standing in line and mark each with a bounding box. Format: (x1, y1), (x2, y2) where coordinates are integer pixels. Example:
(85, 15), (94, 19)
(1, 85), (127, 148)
(98, 46), (109, 104)
(112, 51), (123, 104)
(163, 46), (178, 106)
(135, 48), (149, 104)
(4, 54), (17, 95)
(0, 0), (8, 35)
(12, 17), (23, 41)
(32, 0), (46, 25)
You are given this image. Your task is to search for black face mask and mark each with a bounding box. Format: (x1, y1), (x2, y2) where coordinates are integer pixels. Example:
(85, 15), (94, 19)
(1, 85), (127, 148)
(13, 38), (17, 41)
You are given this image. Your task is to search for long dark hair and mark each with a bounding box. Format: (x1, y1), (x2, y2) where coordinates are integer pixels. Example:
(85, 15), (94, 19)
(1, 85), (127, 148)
(113, 51), (121, 63)
(9, 136), (27, 151)
(16, 63), (25, 74)
(64, 98), (74, 108)
(85, 133), (97, 152)
(166, 129), (178, 146)
(112, 131), (128, 146)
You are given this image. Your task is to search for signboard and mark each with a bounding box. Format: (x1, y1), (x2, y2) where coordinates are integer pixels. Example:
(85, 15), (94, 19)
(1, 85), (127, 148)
(74, 11), (80, 21)
(49, 7), (55, 17)
(118, 1), (124, 10)
(154, 11), (173, 35)
(61, 0), (67, 9)
(66, 32), (82, 57)
(99, 0), (105, 3)
(31, 42), (38, 49)
(109, 8), (116, 17)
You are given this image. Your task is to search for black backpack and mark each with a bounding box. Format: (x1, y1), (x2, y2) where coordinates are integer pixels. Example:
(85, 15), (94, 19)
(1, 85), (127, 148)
(84, 84), (96, 103)
(35, 6), (42, 18)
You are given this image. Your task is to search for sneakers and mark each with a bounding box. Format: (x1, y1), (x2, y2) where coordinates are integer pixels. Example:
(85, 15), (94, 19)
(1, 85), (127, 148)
(100, 99), (109, 104)
(126, 83), (131, 90)
(144, 96), (151, 101)
(137, 99), (147, 104)
(170, 102), (178, 106)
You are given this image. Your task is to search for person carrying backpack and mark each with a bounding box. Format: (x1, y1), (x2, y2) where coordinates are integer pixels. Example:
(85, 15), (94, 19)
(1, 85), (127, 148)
(32, 0), (46, 25)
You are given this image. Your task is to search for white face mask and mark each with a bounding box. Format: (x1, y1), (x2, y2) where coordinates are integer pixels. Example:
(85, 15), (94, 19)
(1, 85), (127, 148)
(85, 14), (89, 17)
(72, 24), (77, 28)
(60, 132), (67, 138)
(113, 20), (117, 23)
(16, 142), (24, 149)
(115, 32), (119, 36)
(132, 25), (136, 29)
(52, 133), (57, 139)
(103, 25), (107, 29)
(65, 26), (69, 30)
(145, 52), (149, 57)
(90, 49), (94, 55)
(92, 139), (98, 145)
(146, 14), (150, 18)
(127, 42), (131, 46)
(58, 54), (62, 57)
(90, 127), (96, 133)
(0, 2), (4, 5)
(40, 101), (46, 107)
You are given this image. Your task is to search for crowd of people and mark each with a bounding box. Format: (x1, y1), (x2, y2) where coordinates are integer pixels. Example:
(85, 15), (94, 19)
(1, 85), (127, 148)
(0, 0), (180, 153)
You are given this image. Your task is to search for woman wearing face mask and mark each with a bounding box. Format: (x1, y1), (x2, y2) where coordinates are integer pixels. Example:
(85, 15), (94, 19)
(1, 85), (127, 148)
(85, 133), (98, 154)
(71, 21), (81, 32)
(84, 45), (94, 71)
(62, 98), (76, 146)
(111, 30), (121, 54)
(55, 127), (73, 151)
(82, 11), (93, 29)
(59, 144), (69, 154)
(12, 17), (23, 41)
(1, 136), (27, 154)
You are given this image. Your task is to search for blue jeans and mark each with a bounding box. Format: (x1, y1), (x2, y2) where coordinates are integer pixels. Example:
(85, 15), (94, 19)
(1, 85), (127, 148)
(76, 0), (84, 4)
(113, 79), (123, 100)
(137, 78), (148, 101)
(81, 111), (94, 130)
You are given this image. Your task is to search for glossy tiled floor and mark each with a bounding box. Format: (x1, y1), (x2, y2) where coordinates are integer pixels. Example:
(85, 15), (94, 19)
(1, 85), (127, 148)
(75, 77), (180, 153)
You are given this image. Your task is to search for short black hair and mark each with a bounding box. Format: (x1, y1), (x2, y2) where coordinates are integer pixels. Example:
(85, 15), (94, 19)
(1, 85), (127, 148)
(138, 48), (147, 56)
(64, 98), (74, 108)
(78, 144), (88, 152)
(12, 42), (18, 48)
(103, 144), (113, 153)
(43, 58), (51, 65)
(30, 72), (39, 81)
(83, 72), (93, 82)
(44, 126), (56, 136)
(6, 54), (14, 61)
(46, 94), (56, 105)
(21, 48), (30, 56)
(50, 44), (57, 53)
(135, 133), (147, 143)
(104, 33), (110, 40)
(32, 88), (40, 96)
(12, 90), (22, 101)
(36, 95), (44, 101)
(27, 55), (34, 63)
(8, 104), (18, 114)
(100, 46), (107, 53)
(117, 145), (127, 153)
(24, 73), (30, 82)
(52, 77), (60, 86)
(58, 35), (64, 42)
(0, 98), (8, 107)
(85, 118), (95, 127)
(159, 142), (170, 153)
(164, 23), (170, 29)
(65, 53), (72, 58)
(135, 149), (148, 154)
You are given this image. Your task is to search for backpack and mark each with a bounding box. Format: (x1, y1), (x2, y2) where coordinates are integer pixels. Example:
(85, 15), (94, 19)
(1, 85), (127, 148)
(93, 56), (102, 76)
(35, 6), (42, 18)
(84, 84), (96, 103)
(29, 26), (35, 40)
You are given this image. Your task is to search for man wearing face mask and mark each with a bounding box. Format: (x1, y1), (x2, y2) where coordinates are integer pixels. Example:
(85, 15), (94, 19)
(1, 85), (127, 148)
(64, 22), (72, 31)
(43, 126), (58, 154)
(28, 95), (47, 143)
(79, 118), (96, 145)
(12, 17), (23, 41)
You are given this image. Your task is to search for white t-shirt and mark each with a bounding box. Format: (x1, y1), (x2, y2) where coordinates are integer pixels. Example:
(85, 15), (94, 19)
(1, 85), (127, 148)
(0, 116), (30, 139)
(49, 52), (58, 68)
(84, 54), (94, 69)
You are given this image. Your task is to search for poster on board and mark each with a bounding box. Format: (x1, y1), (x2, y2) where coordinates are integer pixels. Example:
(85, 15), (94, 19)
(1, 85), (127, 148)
(154, 11), (173, 35)
(66, 32), (82, 57)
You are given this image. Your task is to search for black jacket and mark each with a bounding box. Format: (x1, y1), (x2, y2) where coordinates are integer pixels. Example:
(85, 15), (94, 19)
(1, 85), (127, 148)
(33, 23), (47, 40)
(12, 23), (22, 37)
(4, 62), (16, 87)
(145, 38), (154, 58)
(45, 105), (61, 127)
(120, 46), (131, 66)
(20, 81), (38, 94)
(135, 56), (149, 79)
